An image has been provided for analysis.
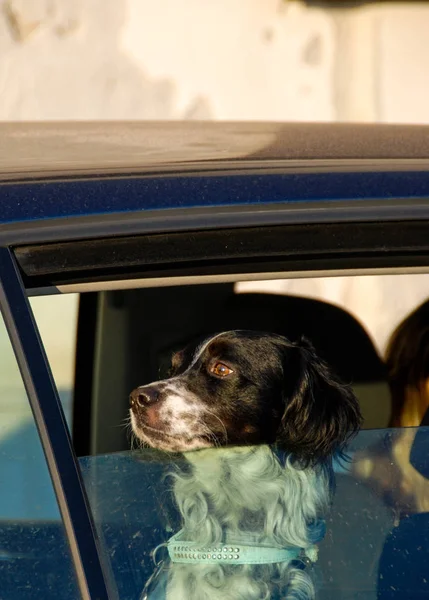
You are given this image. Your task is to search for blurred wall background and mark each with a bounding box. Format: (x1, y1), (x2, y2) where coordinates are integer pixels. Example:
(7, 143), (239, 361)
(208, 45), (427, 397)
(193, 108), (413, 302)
(1, 1), (428, 123)
(2, 0), (429, 388)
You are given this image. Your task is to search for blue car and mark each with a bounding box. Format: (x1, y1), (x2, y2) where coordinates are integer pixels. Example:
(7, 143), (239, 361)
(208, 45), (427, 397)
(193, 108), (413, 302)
(1, 121), (429, 600)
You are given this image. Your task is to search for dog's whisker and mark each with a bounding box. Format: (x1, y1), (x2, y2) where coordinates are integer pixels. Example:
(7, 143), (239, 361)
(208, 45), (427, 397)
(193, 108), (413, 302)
(199, 422), (218, 444)
(120, 415), (132, 431)
(131, 432), (144, 451)
(201, 425), (223, 449)
(201, 427), (219, 447)
(202, 409), (228, 444)
(122, 420), (134, 441)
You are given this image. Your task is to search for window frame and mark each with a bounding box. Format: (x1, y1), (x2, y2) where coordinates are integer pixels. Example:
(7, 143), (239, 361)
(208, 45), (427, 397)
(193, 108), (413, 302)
(12, 219), (429, 292)
(0, 247), (114, 600)
(2, 170), (429, 599)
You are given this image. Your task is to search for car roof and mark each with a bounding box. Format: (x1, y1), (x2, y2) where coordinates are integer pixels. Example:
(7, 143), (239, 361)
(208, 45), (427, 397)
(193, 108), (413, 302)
(2, 121), (429, 234)
(2, 121), (429, 179)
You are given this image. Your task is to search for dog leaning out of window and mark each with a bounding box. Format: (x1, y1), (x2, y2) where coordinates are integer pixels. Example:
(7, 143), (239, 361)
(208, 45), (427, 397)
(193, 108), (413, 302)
(129, 330), (362, 600)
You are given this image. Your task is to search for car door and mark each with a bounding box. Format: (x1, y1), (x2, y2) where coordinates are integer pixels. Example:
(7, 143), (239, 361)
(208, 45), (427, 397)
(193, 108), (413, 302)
(2, 121), (429, 599)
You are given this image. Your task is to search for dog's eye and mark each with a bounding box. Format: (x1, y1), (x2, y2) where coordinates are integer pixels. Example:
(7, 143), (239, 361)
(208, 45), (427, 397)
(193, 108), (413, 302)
(210, 362), (233, 378)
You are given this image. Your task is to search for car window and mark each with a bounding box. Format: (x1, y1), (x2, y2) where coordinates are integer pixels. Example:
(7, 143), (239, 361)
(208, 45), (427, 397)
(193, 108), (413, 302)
(78, 428), (429, 600)
(28, 275), (429, 444)
(0, 310), (79, 600)
(236, 273), (429, 355)
(29, 294), (79, 426)
(27, 275), (429, 599)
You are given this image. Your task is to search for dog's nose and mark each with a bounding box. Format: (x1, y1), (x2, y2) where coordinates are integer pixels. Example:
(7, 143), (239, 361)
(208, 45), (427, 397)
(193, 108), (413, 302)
(129, 386), (159, 408)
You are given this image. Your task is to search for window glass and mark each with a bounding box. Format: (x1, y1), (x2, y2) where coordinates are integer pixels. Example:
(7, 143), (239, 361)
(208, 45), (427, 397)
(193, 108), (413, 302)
(0, 311), (79, 600)
(79, 428), (429, 600)
(29, 294), (79, 426)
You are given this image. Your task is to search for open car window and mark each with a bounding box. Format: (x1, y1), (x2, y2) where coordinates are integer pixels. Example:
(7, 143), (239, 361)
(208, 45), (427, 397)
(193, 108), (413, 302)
(24, 272), (429, 600)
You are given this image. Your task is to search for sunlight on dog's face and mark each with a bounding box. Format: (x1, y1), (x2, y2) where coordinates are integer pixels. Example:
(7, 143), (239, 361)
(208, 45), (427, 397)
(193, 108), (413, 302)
(129, 331), (288, 452)
(129, 329), (362, 458)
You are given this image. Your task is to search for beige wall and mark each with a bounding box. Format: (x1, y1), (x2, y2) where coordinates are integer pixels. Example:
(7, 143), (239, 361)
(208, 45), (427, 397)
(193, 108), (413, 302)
(2, 1), (428, 123)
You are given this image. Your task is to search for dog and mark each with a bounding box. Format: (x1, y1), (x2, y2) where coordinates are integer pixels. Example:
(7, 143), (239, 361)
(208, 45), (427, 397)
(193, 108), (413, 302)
(130, 330), (362, 600)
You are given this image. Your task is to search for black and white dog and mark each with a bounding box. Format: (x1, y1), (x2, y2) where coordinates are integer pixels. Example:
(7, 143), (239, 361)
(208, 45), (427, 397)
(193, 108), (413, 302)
(130, 331), (362, 600)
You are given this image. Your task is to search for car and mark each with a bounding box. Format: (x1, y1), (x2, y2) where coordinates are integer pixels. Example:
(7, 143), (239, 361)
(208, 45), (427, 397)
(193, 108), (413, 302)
(1, 120), (429, 600)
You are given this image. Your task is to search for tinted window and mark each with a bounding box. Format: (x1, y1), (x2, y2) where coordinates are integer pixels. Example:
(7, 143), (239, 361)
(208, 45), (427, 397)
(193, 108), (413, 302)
(0, 313), (78, 600)
(79, 428), (429, 600)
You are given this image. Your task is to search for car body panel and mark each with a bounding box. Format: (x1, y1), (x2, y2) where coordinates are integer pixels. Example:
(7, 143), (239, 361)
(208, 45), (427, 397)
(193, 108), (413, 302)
(2, 170), (429, 227)
(1, 122), (429, 232)
(2, 121), (429, 180)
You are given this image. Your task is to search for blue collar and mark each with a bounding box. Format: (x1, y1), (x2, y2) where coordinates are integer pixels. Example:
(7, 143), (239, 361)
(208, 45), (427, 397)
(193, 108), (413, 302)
(166, 529), (319, 565)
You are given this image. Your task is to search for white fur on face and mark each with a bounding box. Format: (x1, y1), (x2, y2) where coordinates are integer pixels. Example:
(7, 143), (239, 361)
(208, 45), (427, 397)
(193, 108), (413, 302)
(131, 380), (218, 451)
(158, 385), (203, 434)
(131, 333), (229, 452)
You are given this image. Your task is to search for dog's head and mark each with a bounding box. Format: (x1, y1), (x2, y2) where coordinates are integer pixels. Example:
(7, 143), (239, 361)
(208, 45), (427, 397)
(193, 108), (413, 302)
(130, 330), (362, 463)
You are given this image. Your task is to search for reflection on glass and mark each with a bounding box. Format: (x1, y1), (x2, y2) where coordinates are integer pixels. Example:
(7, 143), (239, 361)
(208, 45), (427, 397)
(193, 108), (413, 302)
(0, 315), (78, 600)
(80, 429), (429, 600)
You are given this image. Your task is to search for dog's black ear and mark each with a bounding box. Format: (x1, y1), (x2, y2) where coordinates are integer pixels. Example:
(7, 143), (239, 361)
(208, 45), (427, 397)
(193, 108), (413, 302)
(169, 349), (187, 376)
(278, 337), (362, 466)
